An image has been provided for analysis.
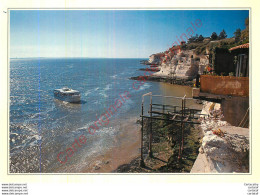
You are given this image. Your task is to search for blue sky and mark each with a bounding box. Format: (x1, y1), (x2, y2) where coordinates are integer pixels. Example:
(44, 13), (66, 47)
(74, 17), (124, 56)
(10, 10), (249, 58)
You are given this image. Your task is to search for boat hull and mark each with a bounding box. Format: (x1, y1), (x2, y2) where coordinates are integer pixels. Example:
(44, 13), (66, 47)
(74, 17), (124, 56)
(53, 88), (81, 103)
(54, 95), (80, 103)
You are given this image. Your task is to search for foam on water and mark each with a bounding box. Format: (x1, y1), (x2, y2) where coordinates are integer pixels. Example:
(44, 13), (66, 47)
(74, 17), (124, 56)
(104, 84), (112, 91)
(84, 89), (92, 96)
(138, 82), (151, 91)
(110, 74), (117, 79)
(10, 58), (187, 173)
(99, 92), (108, 98)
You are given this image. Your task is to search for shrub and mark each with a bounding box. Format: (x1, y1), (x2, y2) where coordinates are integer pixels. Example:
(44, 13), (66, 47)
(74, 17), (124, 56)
(229, 72), (234, 76)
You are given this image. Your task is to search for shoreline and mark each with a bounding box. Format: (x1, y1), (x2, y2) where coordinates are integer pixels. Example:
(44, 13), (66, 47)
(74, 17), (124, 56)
(52, 117), (141, 173)
(76, 63), (199, 173)
(129, 75), (195, 87)
(79, 117), (141, 173)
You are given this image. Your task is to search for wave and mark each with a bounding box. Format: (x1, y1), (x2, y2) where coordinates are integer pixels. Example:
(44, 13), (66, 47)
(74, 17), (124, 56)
(99, 92), (108, 98)
(10, 124), (42, 155)
(138, 83), (151, 91)
(110, 74), (117, 79)
(104, 84), (112, 91)
(67, 64), (74, 68)
(84, 89), (92, 96)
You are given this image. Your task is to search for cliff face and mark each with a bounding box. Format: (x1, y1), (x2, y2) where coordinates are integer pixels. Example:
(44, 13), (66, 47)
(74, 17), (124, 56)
(148, 47), (209, 80)
(148, 53), (163, 64)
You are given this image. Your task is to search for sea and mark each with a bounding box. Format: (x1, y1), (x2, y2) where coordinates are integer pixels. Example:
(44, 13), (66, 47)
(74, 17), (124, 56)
(9, 58), (199, 173)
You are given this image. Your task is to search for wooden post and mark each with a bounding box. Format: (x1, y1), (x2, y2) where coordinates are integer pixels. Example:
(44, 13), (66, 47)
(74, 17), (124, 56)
(178, 95), (186, 160)
(182, 96), (186, 152)
(140, 102), (145, 167)
(178, 98), (184, 160)
(163, 105), (165, 114)
(184, 96), (186, 116)
(148, 95), (153, 158)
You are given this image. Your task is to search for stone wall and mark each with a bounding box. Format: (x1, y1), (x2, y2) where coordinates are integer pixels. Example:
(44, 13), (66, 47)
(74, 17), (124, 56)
(200, 75), (249, 96)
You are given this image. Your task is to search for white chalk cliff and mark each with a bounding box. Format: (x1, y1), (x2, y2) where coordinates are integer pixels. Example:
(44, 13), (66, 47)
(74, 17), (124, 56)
(149, 48), (209, 79)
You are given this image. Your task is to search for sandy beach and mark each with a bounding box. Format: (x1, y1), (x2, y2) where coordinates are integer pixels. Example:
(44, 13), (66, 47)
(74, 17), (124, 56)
(80, 118), (141, 173)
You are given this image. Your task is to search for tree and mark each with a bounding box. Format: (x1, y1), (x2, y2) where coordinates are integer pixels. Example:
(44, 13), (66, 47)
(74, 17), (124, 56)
(210, 32), (218, 40)
(188, 35), (198, 43)
(188, 34), (204, 43)
(233, 28), (241, 42)
(241, 17), (249, 42)
(197, 35), (204, 42)
(194, 34), (199, 42)
(187, 36), (195, 43)
(219, 29), (227, 39)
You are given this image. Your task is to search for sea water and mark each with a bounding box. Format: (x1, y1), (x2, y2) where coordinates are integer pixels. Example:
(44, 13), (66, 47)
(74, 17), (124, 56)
(9, 58), (197, 173)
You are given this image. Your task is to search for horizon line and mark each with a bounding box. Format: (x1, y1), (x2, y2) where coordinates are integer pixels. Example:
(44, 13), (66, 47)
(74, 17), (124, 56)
(10, 57), (149, 59)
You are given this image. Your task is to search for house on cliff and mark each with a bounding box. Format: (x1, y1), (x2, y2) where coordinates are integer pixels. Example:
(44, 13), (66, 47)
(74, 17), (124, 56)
(191, 43), (250, 173)
(195, 43), (249, 97)
(208, 43), (249, 77)
(193, 43), (249, 127)
(229, 43), (249, 77)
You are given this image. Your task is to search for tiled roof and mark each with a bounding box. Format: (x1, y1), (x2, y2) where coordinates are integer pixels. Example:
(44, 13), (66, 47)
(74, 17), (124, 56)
(229, 43), (249, 51)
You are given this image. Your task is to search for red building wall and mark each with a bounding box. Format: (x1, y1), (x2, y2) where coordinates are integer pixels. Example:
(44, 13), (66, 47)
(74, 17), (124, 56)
(200, 75), (249, 97)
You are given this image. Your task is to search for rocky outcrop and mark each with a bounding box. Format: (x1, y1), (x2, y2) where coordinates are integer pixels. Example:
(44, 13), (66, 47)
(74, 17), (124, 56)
(151, 49), (209, 80)
(200, 130), (249, 173)
(148, 53), (163, 64)
(191, 101), (249, 173)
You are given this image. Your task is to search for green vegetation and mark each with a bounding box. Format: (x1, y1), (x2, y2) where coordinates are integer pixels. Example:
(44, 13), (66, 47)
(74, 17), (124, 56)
(142, 115), (202, 173)
(234, 28), (241, 42)
(218, 29), (227, 40)
(184, 36), (237, 56)
(210, 32), (218, 40)
(241, 17), (249, 43)
(187, 34), (205, 43)
(181, 17), (249, 56)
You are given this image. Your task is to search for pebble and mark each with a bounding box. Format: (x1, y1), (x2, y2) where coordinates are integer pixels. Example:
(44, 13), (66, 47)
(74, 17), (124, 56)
(104, 160), (110, 164)
(94, 165), (100, 170)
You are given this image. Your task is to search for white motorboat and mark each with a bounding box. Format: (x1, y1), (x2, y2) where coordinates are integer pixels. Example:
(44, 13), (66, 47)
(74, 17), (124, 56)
(53, 87), (81, 103)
